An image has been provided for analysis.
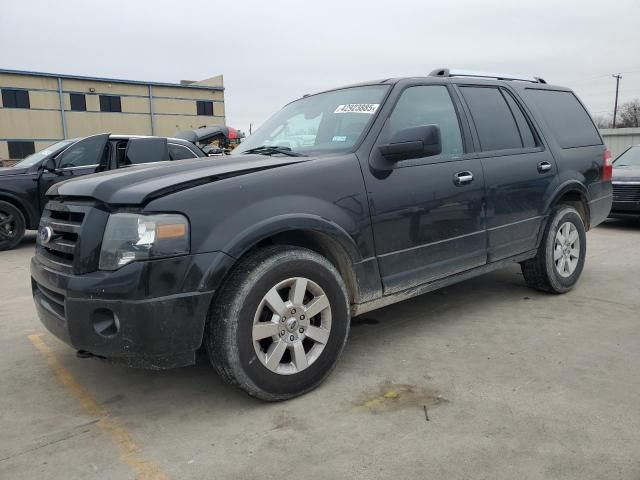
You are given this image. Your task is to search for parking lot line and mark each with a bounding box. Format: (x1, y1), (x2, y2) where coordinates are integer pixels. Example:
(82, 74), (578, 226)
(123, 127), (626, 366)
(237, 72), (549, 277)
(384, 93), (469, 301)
(27, 333), (169, 480)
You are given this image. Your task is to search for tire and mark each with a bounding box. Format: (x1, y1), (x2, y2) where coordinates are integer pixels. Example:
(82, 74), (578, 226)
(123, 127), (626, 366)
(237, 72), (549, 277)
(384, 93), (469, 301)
(521, 205), (587, 293)
(0, 201), (26, 252)
(206, 246), (350, 401)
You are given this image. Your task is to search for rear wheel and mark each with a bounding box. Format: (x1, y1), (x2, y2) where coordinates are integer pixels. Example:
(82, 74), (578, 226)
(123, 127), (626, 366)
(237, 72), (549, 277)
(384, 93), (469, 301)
(0, 201), (25, 251)
(521, 205), (586, 293)
(206, 246), (350, 401)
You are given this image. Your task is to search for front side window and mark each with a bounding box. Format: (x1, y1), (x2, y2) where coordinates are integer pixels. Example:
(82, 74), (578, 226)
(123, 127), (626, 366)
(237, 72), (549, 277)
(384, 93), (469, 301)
(379, 85), (463, 158)
(57, 135), (108, 169)
(234, 85), (389, 156)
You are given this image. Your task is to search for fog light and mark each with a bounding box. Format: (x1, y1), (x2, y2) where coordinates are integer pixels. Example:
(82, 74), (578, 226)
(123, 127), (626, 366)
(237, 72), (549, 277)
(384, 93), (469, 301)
(92, 309), (120, 337)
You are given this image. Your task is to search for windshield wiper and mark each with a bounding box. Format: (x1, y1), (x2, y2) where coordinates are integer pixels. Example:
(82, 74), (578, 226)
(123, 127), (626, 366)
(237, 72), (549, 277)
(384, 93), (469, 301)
(242, 145), (306, 157)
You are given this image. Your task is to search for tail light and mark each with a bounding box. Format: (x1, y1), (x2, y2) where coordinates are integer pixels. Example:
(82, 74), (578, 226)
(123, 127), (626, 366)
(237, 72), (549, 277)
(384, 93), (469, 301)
(603, 149), (613, 181)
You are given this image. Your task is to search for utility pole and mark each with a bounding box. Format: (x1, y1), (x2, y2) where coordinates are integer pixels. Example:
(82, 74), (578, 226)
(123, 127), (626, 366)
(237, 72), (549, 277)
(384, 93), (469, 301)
(612, 73), (622, 128)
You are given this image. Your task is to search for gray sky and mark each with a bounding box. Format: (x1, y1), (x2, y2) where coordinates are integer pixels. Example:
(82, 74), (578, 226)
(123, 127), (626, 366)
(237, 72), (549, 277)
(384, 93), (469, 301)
(1, 0), (639, 132)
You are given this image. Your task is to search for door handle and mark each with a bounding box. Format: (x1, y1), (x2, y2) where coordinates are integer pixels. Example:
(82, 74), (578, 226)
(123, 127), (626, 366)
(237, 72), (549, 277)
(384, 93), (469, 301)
(537, 161), (552, 173)
(453, 171), (474, 185)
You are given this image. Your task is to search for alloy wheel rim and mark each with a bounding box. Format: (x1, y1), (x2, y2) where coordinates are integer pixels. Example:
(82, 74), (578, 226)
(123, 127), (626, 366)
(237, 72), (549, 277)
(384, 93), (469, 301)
(553, 221), (580, 278)
(0, 212), (16, 240)
(252, 277), (332, 375)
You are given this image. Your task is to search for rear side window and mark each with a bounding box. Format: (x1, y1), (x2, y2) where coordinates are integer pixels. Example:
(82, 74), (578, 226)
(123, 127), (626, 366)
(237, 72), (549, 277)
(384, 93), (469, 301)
(168, 143), (196, 160)
(502, 91), (537, 148)
(525, 89), (601, 149)
(459, 86), (524, 151)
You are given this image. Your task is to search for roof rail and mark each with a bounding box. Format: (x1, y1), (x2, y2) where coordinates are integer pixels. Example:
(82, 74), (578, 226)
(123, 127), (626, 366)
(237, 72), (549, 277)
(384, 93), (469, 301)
(429, 68), (546, 84)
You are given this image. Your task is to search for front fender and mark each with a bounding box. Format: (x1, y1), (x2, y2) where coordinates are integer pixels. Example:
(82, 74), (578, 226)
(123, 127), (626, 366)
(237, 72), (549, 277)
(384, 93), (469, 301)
(221, 212), (363, 263)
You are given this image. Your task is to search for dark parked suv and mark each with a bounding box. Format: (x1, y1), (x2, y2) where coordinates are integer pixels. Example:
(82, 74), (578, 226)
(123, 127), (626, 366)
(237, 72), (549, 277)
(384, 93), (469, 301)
(0, 134), (205, 250)
(31, 69), (613, 400)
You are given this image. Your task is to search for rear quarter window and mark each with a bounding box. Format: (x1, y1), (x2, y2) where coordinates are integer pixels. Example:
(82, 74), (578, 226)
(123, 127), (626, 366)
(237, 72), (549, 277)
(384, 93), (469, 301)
(525, 89), (601, 149)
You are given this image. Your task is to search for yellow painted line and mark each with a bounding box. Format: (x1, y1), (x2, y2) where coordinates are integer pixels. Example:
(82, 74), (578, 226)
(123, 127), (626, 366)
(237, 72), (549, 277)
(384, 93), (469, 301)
(28, 333), (169, 480)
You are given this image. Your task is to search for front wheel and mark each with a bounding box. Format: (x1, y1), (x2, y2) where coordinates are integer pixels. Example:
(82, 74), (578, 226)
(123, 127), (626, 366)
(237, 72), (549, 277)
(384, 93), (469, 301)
(206, 246), (350, 401)
(521, 205), (587, 293)
(0, 201), (26, 251)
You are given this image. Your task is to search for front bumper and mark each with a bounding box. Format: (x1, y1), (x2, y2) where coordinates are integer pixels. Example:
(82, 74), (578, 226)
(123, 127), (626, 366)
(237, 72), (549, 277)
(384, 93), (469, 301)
(30, 252), (230, 369)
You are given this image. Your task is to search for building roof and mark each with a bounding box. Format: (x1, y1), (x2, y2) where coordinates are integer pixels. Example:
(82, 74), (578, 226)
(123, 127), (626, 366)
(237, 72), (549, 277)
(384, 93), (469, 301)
(0, 68), (224, 91)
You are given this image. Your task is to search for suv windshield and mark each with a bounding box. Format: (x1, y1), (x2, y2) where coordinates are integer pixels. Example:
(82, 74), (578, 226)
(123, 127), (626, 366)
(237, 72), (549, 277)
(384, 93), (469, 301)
(12, 139), (75, 168)
(234, 85), (389, 156)
(614, 146), (640, 167)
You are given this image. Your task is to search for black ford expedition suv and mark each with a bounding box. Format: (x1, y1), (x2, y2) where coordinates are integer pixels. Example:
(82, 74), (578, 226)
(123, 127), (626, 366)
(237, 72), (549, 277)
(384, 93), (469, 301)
(31, 69), (613, 400)
(0, 134), (205, 251)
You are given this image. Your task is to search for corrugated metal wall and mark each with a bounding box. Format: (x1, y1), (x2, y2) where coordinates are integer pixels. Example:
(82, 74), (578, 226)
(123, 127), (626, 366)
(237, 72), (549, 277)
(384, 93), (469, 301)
(600, 128), (640, 158)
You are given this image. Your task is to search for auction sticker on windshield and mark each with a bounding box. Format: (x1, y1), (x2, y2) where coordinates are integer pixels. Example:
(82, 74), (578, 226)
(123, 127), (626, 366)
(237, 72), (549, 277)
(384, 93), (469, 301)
(334, 104), (379, 114)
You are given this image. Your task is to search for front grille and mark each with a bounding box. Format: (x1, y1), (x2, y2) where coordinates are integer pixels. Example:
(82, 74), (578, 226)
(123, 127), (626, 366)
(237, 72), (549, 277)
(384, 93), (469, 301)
(32, 280), (66, 320)
(36, 200), (91, 274)
(612, 183), (640, 202)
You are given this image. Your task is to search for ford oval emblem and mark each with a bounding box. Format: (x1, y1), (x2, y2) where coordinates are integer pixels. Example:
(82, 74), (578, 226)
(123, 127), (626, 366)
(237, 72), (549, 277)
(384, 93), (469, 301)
(39, 226), (54, 245)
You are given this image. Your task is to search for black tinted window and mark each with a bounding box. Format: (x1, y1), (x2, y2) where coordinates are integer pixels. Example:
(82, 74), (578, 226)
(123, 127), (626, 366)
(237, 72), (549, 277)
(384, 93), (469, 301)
(8, 141), (35, 159)
(525, 89), (601, 149)
(168, 143), (196, 160)
(384, 85), (463, 157)
(196, 100), (214, 116)
(502, 91), (537, 148)
(460, 86), (522, 151)
(2, 89), (30, 109)
(70, 93), (86, 111)
(123, 138), (169, 166)
(57, 135), (107, 168)
(99, 95), (121, 112)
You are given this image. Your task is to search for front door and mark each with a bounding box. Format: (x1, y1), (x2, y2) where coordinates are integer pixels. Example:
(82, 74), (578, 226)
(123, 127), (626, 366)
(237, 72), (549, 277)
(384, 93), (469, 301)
(364, 84), (487, 294)
(38, 133), (110, 210)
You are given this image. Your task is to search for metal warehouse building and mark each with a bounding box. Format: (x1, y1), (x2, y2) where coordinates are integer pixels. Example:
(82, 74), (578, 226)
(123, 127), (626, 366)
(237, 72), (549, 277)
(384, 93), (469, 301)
(0, 69), (225, 161)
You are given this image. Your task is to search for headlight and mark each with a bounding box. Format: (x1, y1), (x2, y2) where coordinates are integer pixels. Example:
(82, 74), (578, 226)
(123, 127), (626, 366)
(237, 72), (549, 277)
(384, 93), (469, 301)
(99, 213), (190, 270)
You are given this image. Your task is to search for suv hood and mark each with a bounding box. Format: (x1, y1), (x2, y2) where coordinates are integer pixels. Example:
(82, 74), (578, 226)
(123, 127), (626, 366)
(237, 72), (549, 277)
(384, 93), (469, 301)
(612, 166), (640, 182)
(49, 154), (311, 205)
(0, 165), (30, 176)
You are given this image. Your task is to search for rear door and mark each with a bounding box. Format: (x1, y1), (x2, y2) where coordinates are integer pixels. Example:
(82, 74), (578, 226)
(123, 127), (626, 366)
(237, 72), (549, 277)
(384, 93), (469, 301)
(456, 84), (556, 261)
(363, 82), (487, 294)
(38, 133), (110, 210)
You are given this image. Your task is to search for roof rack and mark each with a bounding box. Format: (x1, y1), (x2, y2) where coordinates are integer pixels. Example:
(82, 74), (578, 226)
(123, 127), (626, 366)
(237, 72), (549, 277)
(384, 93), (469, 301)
(429, 68), (546, 84)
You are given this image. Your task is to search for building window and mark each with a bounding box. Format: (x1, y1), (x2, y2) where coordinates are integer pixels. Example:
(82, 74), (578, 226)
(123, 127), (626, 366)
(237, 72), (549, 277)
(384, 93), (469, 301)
(99, 95), (121, 112)
(196, 100), (214, 116)
(7, 141), (35, 159)
(69, 93), (87, 111)
(1, 89), (30, 109)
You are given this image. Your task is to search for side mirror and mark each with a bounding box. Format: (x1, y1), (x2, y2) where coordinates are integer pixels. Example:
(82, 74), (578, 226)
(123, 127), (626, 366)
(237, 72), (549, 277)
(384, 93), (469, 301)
(44, 157), (58, 172)
(379, 124), (442, 162)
